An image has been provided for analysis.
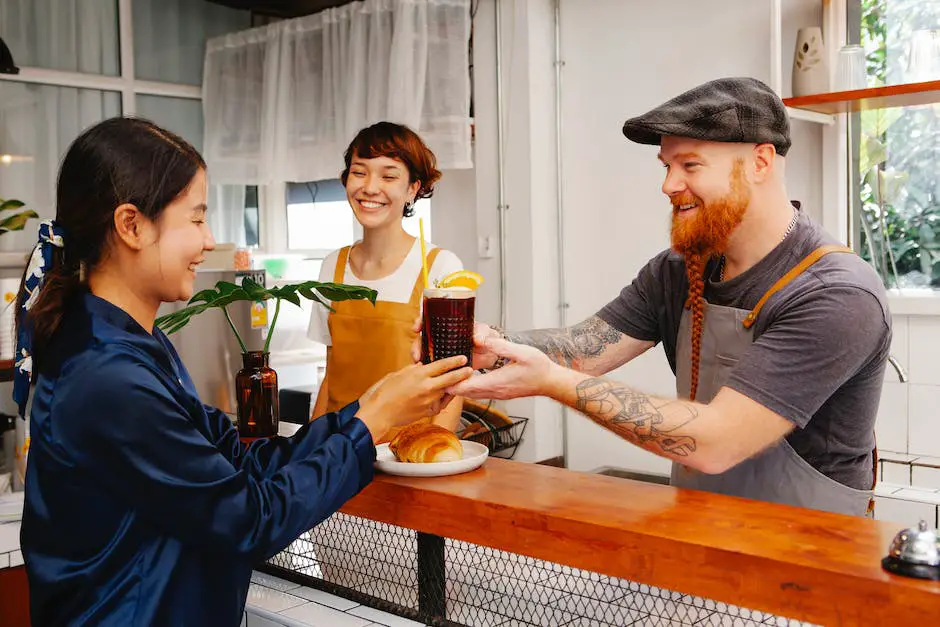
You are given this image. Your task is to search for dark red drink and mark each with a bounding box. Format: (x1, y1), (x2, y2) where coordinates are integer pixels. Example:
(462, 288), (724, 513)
(421, 287), (476, 365)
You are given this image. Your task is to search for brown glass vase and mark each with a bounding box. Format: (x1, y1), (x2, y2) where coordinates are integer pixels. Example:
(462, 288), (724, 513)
(235, 351), (279, 444)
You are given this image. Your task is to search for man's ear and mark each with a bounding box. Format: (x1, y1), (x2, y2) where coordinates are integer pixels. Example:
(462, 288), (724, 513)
(752, 143), (777, 183)
(112, 203), (148, 251)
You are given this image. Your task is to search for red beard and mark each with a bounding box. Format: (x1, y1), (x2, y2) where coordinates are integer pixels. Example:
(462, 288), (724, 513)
(670, 160), (750, 402)
(670, 160), (751, 261)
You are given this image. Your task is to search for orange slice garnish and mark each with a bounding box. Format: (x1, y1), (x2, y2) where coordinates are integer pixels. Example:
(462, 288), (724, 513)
(437, 270), (484, 290)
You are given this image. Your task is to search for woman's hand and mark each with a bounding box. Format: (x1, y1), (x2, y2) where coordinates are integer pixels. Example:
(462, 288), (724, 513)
(357, 356), (472, 443)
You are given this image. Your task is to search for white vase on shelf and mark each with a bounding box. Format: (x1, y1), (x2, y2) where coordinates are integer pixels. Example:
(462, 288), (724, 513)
(792, 27), (829, 97)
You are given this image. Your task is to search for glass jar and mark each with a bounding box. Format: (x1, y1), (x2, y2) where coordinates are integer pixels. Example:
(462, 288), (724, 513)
(235, 351), (279, 444)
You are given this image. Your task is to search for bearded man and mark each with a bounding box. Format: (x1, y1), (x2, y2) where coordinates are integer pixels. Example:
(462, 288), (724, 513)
(444, 77), (890, 517)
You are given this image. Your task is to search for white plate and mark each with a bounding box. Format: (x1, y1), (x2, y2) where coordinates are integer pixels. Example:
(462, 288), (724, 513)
(374, 441), (489, 477)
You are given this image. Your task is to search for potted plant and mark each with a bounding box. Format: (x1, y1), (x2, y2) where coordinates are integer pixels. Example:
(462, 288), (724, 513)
(0, 196), (38, 358)
(156, 277), (376, 442)
(0, 198), (39, 234)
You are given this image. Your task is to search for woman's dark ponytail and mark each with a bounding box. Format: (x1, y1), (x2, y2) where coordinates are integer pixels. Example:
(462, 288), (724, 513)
(14, 247), (82, 371)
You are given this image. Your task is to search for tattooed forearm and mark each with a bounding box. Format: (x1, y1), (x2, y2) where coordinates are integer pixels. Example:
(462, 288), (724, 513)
(574, 378), (699, 458)
(507, 316), (623, 370)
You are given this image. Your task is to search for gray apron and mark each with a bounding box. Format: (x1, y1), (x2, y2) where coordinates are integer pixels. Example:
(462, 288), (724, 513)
(671, 246), (873, 517)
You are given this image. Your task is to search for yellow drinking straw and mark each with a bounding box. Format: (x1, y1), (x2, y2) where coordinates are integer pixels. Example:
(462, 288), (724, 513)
(418, 217), (429, 288)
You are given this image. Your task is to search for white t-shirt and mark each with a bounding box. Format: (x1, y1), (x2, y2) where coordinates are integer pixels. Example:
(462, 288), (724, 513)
(307, 238), (463, 347)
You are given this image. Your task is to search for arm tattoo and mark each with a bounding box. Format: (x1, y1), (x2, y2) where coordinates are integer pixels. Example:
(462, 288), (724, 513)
(574, 378), (698, 457)
(507, 316), (623, 369)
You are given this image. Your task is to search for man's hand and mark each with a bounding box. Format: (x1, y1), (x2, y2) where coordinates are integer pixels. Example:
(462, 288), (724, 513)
(411, 318), (503, 371)
(446, 337), (557, 400)
(469, 322), (503, 370)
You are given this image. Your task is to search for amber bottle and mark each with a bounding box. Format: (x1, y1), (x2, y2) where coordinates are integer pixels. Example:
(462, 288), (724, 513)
(235, 351), (279, 444)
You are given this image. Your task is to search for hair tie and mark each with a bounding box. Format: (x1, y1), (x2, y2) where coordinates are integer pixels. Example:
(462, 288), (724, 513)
(13, 220), (66, 417)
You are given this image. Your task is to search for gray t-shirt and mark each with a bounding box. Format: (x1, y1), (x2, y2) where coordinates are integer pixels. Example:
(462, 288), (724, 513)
(597, 208), (891, 490)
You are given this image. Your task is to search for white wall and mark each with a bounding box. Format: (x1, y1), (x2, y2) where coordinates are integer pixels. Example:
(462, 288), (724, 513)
(558, 0), (825, 474)
(439, 0), (833, 468)
(432, 1), (897, 473)
(462, 0), (565, 462)
(877, 313), (940, 460)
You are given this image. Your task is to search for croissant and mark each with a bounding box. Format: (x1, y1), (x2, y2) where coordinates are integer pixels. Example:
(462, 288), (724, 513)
(389, 422), (463, 463)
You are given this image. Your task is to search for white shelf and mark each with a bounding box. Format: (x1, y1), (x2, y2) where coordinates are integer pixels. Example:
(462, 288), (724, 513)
(786, 106), (836, 125)
(0, 252), (28, 270)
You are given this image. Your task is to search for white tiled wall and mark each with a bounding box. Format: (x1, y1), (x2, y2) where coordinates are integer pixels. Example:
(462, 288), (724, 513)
(876, 381), (908, 453)
(876, 315), (940, 460)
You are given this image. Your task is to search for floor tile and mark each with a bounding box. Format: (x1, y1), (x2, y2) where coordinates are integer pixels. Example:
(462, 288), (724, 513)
(291, 586), (361, 611)
(245, 583), (307, 613)
(279, 602), (372, 627)
(251, 571), (302, 592)
(346, 604), (427, 627)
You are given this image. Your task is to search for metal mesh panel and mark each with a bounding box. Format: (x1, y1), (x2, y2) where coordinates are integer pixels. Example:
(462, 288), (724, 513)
(264, 512), (819, 627)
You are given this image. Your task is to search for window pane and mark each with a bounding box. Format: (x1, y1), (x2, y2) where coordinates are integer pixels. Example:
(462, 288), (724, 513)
(286, 180), (355, 252)
(0, 82), (120, 252)
(132, 0), (251, 85)
(287, 201), (355, 252)
(285, 178), (434, 253)
(136, 94), (203, 151)
(852, 0), (940, 288)
(0, 0), (119, 76)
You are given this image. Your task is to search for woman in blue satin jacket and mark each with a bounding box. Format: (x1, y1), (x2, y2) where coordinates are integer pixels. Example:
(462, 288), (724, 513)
(15, 117), (471, 627)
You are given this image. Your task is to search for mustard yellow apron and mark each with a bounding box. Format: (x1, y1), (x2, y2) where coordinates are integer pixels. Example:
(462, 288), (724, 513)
(325, 245), (441, 421)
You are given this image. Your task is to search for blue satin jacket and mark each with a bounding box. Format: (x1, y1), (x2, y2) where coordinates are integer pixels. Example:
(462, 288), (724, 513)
(21, 293), (376, 626)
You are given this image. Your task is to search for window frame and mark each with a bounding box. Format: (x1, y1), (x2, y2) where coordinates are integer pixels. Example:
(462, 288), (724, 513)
(0, 0), (201, 114)
(832, 0), (940, 313)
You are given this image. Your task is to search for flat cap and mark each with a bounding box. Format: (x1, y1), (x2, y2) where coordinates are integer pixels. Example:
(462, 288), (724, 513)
(622, 77), (791, 156)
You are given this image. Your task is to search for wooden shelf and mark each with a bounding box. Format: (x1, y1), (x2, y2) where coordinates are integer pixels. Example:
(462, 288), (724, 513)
(784, 80), (940, 114)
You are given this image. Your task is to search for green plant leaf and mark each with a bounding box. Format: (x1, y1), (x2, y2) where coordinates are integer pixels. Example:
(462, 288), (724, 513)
(0, 210), (39, 232)
(156, 279), (377, 347)
(281, 291), (301, 307)
(0, 199), (26, 212)
(305, 282), (378, 304)
(859, 134), (886, 175)
(861, 107), (902, 138)
(866, 169), (909, 206)
(240, 277), (268, 300)
(188, 288), (218, 305)
(298, 286), (335, 313)
(216, 281), (242, 296)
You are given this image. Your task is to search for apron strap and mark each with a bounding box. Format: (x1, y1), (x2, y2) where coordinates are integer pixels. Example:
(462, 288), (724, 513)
(333, 246), (352, 284)
(409, 247), (441, 306)
(742, 244), (854, 329)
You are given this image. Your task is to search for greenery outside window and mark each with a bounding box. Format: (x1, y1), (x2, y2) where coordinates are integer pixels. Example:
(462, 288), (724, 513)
(854, 0), (940, 289)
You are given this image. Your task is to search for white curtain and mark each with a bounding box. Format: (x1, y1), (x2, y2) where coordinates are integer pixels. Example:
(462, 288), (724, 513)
(203, 0), (472, 185)
(207, 184), (247, 247)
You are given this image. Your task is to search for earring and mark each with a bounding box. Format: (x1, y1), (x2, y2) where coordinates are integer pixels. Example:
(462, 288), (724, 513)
(403, 200), (415, 217)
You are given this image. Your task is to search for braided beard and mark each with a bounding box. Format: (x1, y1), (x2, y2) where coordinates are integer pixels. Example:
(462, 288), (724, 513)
(670, 160), (751, 401)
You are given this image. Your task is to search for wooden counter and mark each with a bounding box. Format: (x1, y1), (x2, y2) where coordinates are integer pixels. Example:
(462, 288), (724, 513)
(341, 458), (940, 626)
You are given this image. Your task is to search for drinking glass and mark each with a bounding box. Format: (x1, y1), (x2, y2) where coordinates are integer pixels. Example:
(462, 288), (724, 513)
(421, 287), (476, 365)
(835, 44), (867, 91)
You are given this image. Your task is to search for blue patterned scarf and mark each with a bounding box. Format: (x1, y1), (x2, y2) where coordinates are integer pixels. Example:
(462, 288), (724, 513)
(14, 220), (66, 418)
